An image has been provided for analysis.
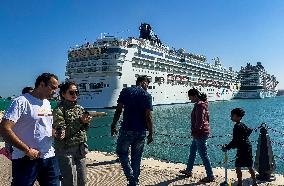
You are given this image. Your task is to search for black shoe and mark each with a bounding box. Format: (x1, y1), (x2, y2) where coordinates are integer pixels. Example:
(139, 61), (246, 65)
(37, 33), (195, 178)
(127, 178), (138, 186)
(179, 170), (193, 177)
(200, 177), (215, 183)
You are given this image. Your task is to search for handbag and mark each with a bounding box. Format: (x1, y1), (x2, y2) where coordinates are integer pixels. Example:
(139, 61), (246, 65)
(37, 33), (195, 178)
(79, 142), (89, 156)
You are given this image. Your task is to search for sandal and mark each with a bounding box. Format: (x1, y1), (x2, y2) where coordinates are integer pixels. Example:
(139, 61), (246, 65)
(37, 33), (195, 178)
(200, 177), (215, 183)
(179, 170), (193, 177)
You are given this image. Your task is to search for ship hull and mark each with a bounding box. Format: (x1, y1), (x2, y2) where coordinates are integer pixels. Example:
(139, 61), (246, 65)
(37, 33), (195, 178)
(76, 76), (235, 109)
(234, 90), (278, 99)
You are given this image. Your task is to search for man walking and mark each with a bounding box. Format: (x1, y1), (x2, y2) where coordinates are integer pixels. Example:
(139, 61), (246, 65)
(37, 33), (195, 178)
(111, 76), (154, 186)
(0, 73), (61, 186)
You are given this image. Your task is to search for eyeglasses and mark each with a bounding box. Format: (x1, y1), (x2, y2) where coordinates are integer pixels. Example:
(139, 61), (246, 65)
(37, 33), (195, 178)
(68, 90), (79, 96)
(47, 83), (58, 91)
(142, 80), (150, 84)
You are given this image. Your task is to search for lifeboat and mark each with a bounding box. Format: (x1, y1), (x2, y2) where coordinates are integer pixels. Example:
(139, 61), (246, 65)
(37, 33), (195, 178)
(175, 76), (181, 81)
(167, 74), (173, 81)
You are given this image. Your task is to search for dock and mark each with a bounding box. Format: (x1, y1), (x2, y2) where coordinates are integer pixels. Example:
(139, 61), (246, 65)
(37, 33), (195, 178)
(1, 142), (284, 186)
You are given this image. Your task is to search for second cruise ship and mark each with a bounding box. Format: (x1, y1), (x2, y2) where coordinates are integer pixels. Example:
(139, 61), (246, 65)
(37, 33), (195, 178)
(66, 23), (240, 108)
(235, 62), (278, 99)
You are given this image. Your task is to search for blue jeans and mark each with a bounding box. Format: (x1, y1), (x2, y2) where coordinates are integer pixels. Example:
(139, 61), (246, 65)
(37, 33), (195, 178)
(12, 156), (60, 186)
(186, 137), (214, 178)
(116, 130), (146, 185)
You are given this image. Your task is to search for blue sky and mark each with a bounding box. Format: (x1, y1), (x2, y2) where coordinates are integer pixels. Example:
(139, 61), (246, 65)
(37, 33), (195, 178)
(0, 0), (284, 97)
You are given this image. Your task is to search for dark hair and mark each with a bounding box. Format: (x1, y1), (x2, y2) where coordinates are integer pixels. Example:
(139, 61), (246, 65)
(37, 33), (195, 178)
(231, 108), (246, 118)
(136, 75), (150, 86)
(188, 88), (207, 101)
(35, 73), (58, 88)
(22, 87), (33, 94)
(59, 82), (78, 100)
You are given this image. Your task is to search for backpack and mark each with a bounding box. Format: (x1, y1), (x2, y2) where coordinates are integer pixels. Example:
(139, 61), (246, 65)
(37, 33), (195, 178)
(241, 123), (253, 137)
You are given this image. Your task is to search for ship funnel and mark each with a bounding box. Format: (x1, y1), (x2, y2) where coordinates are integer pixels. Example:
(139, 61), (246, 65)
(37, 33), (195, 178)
(139, 23), (162, 45)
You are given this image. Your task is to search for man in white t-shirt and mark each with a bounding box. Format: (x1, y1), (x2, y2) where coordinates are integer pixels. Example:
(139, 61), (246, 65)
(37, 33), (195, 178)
(0, 73), (61, 186)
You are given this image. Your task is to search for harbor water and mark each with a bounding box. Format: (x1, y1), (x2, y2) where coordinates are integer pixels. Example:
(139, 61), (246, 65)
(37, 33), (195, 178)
(88, 96), (284, 174)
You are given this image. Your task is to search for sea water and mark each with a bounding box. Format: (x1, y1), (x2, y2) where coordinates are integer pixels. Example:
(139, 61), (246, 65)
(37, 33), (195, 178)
(88, 96), (284, 174)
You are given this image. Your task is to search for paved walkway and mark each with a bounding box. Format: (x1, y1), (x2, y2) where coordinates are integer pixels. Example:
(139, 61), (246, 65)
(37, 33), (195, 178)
(0, 146), (283, 186)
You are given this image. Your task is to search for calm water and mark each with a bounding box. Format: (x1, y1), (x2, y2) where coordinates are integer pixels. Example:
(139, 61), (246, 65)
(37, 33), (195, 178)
(87, 97), (284, 174)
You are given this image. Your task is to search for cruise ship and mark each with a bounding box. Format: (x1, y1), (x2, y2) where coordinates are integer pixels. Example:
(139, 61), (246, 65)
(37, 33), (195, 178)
(66, 23), (240, 108)
(235, 62), (278, 99)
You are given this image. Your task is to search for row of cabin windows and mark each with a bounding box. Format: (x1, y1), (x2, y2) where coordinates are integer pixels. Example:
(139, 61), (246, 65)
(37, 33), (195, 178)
(134, 54), (230, 76)
(69, 54), (119, 62)
(133, 69), (161, 75)
(136, 53), (156, 60)
(140, 48), (163, 57)
(79, 83), (110, 90)
(122, 84), (188, 95)
(132, 67), (230, 80)
(123, 84), (157, 90)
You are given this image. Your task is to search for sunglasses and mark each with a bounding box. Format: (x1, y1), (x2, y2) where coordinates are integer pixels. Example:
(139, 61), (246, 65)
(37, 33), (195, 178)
(68, 90), (79, 96)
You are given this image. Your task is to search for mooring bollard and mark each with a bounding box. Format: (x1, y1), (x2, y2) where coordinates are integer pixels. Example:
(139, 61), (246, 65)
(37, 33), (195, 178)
(254, 123), (276, 181)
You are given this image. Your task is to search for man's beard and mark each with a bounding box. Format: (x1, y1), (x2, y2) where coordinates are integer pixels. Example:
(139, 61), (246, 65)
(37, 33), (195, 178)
(48, 92), (57, 100)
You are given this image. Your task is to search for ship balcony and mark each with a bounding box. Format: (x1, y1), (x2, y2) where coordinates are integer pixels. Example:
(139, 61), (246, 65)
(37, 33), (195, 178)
(68, 65), (122, 74)
(133, 54), (155, 62)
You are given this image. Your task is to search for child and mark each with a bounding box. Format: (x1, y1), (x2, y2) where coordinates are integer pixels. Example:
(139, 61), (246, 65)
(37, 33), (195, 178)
(222, 108), (257, 186)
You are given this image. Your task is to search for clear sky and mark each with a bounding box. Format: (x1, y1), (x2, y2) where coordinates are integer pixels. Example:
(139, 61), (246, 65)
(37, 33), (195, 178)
(1, 0), (284, 97)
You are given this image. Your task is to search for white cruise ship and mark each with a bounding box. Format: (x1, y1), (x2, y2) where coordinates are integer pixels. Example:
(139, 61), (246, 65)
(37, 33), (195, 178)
(66, 23), (240, 108)
(234, 62), (279, 99)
